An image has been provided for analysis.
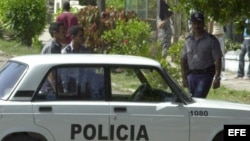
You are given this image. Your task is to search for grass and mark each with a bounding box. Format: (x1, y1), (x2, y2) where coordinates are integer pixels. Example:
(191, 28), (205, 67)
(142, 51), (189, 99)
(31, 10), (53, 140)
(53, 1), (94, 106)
(0, 39), (249, 105)
(208, 86), (250, 104)
(0, 39), (40, 56)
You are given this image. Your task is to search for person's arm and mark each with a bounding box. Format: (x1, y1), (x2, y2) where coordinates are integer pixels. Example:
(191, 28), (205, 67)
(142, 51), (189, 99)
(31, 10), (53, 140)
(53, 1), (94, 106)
(158, 18), (167, 28)
(41, 47), (47, 54)
(213, 57), (222, 89)
(210, 34), (222, 89)
(214, 57), (222, 79)
(41, 44), (49, 54)
(61, 48), (67, 54)
(47, 71), (57, 92)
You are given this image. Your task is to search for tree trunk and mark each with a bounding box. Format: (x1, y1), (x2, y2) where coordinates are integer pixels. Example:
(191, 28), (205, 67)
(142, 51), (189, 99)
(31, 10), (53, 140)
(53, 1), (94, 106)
(96, 0), (105, 12)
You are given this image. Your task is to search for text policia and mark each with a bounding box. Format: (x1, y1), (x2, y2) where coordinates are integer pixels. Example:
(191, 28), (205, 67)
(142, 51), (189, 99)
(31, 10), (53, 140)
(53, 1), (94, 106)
(71, 124), (149, 140)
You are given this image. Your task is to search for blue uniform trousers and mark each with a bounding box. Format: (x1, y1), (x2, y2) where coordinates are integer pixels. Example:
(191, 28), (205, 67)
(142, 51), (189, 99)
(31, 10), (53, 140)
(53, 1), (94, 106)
(187, 73), (214, 98)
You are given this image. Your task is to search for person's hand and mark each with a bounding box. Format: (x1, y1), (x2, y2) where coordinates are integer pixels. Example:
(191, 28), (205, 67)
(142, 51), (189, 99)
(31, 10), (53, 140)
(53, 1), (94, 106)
(212, 79), (220, 89)
(158, 20), (166, 28)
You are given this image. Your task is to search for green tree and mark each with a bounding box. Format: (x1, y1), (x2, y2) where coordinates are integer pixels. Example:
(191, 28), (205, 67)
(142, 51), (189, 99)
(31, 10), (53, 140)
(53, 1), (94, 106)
(106, 0), (124, 10)
(0, 0), (47, 46)
(173, 0), (250, 29)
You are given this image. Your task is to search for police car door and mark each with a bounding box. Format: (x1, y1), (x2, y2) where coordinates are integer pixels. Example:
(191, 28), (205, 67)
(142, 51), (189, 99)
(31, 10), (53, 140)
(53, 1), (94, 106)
(32, 66), (109, 141)
(109, 67), (189, 141)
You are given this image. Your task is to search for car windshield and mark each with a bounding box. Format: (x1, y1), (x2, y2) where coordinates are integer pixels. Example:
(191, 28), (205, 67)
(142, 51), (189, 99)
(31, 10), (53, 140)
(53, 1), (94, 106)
(162, 69), (193, 102)
(0, 61), (27, 100)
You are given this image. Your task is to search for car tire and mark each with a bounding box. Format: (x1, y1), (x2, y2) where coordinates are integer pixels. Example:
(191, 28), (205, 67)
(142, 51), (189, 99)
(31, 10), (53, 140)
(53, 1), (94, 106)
(6, 135), (36, 141)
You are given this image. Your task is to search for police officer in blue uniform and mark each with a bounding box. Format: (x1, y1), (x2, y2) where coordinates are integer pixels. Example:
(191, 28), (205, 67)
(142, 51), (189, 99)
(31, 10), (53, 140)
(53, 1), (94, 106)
(180, 12), (223, 98)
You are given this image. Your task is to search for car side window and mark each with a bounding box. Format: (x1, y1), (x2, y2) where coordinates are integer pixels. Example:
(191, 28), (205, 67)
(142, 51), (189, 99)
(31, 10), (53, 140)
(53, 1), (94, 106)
(35, 66), (105, 101)
(110, 67), (173, 102)
(111, 68), (141, 101)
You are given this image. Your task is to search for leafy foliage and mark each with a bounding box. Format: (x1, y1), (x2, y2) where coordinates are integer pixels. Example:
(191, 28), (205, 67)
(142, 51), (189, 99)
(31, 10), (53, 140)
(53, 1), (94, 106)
(173, 0), (250, 31)
(106, 0), (124, 10)
(102, 19), (151, 56)
(77, 6), (103, 52)
(77, 6), (148, 54)
(224, 39), (241, 52)
(32, 35), (43, 49)
(165, 40), (184, 83)
(0, 24), (5, 38)
(0, 0), (47, 46)
(144, 39), (183, 84)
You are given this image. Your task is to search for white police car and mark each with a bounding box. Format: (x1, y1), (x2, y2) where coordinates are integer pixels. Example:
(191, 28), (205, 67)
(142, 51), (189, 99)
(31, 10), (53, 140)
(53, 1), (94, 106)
(0, 54), (249, 141)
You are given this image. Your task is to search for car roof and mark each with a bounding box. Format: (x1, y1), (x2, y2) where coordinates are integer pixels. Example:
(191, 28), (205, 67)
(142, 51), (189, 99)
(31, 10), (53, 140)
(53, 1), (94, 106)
(10, 54), (161, 67)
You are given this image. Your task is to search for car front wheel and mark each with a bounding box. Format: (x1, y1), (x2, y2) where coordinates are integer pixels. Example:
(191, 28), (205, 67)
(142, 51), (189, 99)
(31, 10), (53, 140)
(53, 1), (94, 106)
(212, 132), (223, 141)
(6, 135), (37, 141)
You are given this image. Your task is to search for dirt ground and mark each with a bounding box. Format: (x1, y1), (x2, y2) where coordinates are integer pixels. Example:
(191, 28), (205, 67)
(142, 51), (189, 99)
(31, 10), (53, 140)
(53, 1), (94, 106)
(220, 71), (250, 91)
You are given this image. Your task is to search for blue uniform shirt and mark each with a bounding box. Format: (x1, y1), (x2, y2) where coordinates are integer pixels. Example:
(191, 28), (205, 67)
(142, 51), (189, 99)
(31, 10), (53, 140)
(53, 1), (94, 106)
(181, 32), (223, 70)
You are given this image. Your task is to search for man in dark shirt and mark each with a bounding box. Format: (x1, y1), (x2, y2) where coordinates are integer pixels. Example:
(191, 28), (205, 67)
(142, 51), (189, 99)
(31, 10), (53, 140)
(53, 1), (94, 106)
(157, 0), (173, 57)
(56, 1), (78, 45)
(61, 25), (92, 54)
(60, 25), (92, 96)
(41, 22), (65, 54)
(40, 22), (65, 96)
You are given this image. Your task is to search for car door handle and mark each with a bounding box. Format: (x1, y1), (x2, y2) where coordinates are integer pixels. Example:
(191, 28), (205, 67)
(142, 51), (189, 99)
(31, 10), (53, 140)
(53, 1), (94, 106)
(39, 106), (52, 112)
(114, 107), (127, 113)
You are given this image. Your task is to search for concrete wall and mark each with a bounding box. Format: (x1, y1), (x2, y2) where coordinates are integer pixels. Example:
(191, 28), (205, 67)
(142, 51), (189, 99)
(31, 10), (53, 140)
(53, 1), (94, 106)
(225, 50), (249, 72)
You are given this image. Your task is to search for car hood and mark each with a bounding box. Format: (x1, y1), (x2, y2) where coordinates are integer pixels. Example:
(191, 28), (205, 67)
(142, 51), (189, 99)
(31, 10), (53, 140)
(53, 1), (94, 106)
(191, 98), (250, 111)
